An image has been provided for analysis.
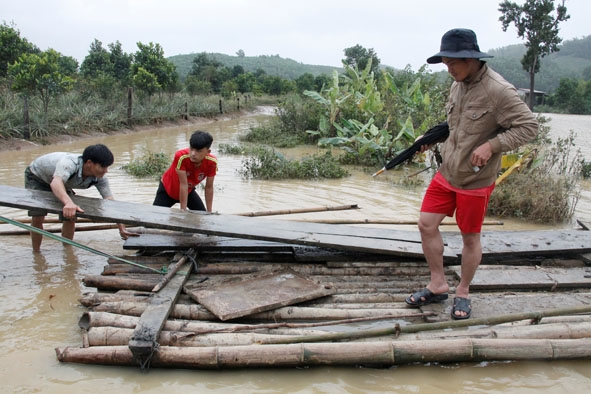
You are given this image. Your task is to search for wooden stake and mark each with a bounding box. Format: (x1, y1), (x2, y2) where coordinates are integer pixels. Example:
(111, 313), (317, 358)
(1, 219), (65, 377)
(152, 248), (195, 292)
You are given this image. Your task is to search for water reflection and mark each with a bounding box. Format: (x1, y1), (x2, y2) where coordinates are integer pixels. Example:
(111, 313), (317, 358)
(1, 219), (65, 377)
(0, 111), (590, 392)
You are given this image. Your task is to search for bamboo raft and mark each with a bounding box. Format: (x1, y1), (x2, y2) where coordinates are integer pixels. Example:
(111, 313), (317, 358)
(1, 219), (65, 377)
(55, 229), (591, 370)
(1, 185), (591, 369)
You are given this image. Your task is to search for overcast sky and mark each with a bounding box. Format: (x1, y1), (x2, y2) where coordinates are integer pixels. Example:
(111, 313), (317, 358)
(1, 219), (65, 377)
(3, 0), (590, 71)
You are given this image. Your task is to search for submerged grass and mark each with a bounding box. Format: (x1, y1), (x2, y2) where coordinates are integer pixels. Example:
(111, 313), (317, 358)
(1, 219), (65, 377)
(120, 149), (169, 179)
(237, 147), (348, 180)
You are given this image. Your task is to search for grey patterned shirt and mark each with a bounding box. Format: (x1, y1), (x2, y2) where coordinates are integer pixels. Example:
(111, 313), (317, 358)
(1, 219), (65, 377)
(28, 152), (113, 198)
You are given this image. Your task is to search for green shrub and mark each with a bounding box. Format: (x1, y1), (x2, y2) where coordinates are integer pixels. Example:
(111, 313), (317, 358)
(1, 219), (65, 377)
(488, 130), (582, 223)
(238, 147), (348, 180)
(121, 149), (169, 179)
(241, 124), (303, 148)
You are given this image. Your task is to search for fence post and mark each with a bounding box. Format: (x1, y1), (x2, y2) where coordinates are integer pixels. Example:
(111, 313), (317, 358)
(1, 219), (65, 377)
(23, 95), (30, 140)
(237, 96), (240, 111)
(184, 102), (188, 120)
(219, 99), (223, 114)
(127, 87), (133, 126)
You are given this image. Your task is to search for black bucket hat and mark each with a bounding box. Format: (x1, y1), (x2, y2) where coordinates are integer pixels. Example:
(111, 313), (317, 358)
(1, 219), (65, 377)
(427, 28), (493, 64)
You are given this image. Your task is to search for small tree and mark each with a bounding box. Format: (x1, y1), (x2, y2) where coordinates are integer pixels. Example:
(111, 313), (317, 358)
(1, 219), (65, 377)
(9, 49), (74, 121)
(498, 0), (570, 109)
(80, 39), (113, 78)
(0, 21), (38, 77)
(132, 66), (160, 98)
(132, 42), (178, 97)
(343, 44), (381, 77)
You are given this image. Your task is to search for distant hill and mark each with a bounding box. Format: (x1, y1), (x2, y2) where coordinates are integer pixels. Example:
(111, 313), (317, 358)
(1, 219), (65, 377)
(486, 35), (591, 92)
(168, 36), (591, 93)
(168, 53), (342, 80)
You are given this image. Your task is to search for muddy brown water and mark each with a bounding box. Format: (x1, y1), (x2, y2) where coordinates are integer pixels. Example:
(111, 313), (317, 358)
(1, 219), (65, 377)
(1, 109), (590, 393)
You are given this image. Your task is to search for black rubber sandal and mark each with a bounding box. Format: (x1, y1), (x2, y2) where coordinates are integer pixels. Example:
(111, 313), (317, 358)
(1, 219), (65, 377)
(405, 288), (449, 307)
(451, 297), (472, 320)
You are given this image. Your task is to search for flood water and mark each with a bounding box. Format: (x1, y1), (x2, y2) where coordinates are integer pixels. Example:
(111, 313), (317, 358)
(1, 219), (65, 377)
(1, 109), (590, 393)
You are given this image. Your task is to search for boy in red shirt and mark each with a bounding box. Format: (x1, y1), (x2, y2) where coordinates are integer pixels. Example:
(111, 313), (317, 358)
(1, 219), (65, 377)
(153, 131), (217, 212)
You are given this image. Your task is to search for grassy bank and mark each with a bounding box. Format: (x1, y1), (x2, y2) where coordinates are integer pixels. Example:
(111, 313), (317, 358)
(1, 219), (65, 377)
(0, 87), (278, 144)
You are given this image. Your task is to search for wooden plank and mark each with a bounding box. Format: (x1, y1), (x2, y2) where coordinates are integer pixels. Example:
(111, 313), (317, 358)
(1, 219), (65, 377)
(453, 266), (591, 291)
(3, 184), (591, 258)
(419, 293), (591, 321)
(452, 266), (555, 290)
(185, 268), (335, 321)
(128, 252), (193, 367)
(0, 185), (438, 258)
(445, 229), (591, 256)
(123, 233), (399, 262)
(545, 267), (591, 288)
(123, 233), (296, 252)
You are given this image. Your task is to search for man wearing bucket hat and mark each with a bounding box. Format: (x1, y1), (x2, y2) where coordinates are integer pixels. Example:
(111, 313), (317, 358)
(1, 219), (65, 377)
(405, 29), (538, 319)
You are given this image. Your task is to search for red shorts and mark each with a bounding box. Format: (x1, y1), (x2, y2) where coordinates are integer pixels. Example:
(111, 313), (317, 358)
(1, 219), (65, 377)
(421, 172), (495, 233)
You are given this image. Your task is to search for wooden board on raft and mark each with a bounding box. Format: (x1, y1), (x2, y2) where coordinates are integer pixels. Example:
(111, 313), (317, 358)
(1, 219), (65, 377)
(128, 252), (193, 366)
(185, 268), (336, 321)
(0, 185), (435, 258)
(2, 184), (591, 258)
(124, 232), (296, 252)
(452, 266), (591, 291)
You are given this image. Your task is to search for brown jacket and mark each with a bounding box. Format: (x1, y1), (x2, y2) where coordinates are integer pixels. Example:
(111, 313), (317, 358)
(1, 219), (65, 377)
(440, 64), (538, 189)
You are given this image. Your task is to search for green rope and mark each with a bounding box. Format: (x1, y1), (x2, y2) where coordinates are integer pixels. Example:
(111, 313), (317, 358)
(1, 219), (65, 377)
(0, 215), (166, 274)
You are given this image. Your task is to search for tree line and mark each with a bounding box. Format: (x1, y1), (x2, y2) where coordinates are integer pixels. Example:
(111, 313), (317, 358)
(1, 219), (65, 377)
(0, 0), (588, 142)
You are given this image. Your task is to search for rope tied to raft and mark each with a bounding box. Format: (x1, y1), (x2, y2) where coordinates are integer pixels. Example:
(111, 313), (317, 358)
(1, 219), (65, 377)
(131, 326), (160, 372)
(0, 215), (167, 274)
(186, 249), (198, 271)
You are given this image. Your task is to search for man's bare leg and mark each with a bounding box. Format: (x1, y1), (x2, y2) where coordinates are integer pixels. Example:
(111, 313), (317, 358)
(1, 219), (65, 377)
(410, 211), (449, 303)
(61, 219), (76, 240)
(452, 232), (482, 318)
(31, 215), (45, 252)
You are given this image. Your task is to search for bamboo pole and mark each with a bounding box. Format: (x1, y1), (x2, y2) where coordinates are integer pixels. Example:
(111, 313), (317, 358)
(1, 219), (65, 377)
(79, 293), (153, 307)
(84, 320), (591, 347)
(80, 310), (433, 335)
(55, 338), (591, 368)
(0, 223), (122, 236)
(237, 204), (359, 217)
(83, 275), (159, 292)
(79, 291), (411, 307)
(87, 326), (334, 347)
(252, 305), (591, 345)
(0, 217), (94, 224)
(394, 321), (591, 341)
(90, 301), (429, 322)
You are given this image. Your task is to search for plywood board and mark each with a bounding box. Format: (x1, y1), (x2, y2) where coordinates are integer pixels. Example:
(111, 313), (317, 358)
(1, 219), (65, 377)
(185, 269), (335, 320)
(453, 266), (591, 291)
(123, 233), (295, 252)
(444, 229), (591, 256)
(0, 185), (437, 258)
(3, 184), (591, 259)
